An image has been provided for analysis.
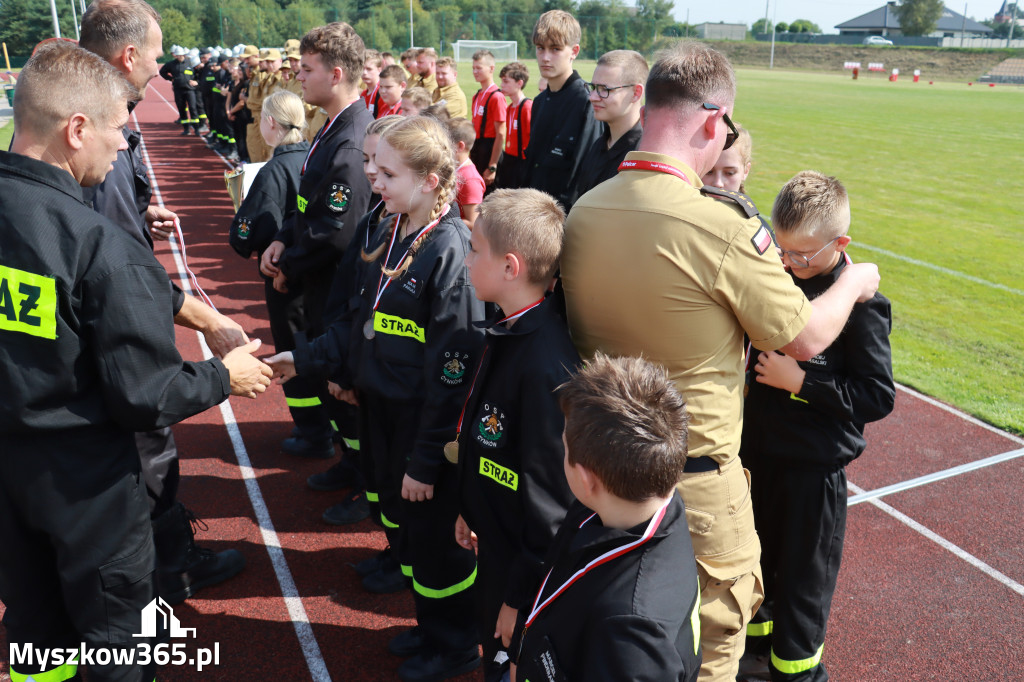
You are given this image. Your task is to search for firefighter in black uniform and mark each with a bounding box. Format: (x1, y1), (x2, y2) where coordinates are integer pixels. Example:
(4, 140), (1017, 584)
(211, 54), (237, 157)
(0, 42), (271, 682)
(194, 47), (214, 135)
(159, 45), (201, 135)
(260, 23), (373, 461)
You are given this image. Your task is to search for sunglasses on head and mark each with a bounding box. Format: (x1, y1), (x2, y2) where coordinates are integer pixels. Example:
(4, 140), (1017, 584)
(702, 102), (738, 150)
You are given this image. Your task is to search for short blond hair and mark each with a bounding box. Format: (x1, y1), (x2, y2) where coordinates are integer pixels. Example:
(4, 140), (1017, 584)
(15, 40), (138, 139)
(436, 56), (456, 71)
(401, 86), (433, 110)
(533, 10), (581, 48)
(772, 171), (851, 240)
(597, 50), (649, 87)
(646, 40), (735, 113)
(416, 47), (437, 61)
(445, 117), (475, 148)
(364, 48), (382, 68)
(476, 189), (565, 284)
(262, 90), (307, 145)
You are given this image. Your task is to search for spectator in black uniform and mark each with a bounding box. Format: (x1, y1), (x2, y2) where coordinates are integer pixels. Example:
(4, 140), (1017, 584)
(159, 45), (201, 135)
(0, 41), (271, 682)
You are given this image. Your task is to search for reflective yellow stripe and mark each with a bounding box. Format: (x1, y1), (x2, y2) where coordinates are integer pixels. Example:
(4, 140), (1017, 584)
(285, 396), (321, 407)
(479, 457), (518, 491)
(373, 312), (425, 343)
(10, 663), (78, 682)
(365, 490), (379, 503)
(747, 620), (773, 637)
(381, 512), (399, 528)
(690, 586), (701, 655)
(343, 438), (360, 451)
(412, 565), (476, 599)
(0, 264), (58, 339)
(401, 564), (413, 577)
(790, 392), (808, 403)
(297, 195), (308, 213)
(771, 644), (824, 675)
(330, 420), (338, 431)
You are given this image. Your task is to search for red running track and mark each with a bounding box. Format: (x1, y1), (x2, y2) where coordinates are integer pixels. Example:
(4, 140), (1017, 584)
(2, 79), (1022, 681)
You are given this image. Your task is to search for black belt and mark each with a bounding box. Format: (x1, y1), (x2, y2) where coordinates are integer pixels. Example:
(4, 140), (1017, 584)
(683, 456), (720, 473)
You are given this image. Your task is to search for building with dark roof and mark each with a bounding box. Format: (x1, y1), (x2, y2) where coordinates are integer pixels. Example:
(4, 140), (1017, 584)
(836, 2), (993, 38)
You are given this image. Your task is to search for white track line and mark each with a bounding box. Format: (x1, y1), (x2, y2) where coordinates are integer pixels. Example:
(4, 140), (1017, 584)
(853, 242), (1024, 297)
(134, 111), (332, 682)
(848, 482), (1024, 597)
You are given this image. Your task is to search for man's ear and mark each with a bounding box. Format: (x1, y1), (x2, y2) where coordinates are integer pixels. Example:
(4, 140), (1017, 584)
(119, 45), (137, 75)
(702, 107), (719, 141)
(631, 84), (644, 104)
(332, 66), (344, 86)
(504, 252), (522, 280)
(570, 44), (581, 60)
(65, 113), (89, 151)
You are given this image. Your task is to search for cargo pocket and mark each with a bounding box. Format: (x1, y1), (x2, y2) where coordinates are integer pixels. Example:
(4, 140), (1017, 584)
(98, 538), (156, 643)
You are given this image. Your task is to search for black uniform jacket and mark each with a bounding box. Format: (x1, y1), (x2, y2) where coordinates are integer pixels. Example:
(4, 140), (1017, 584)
(350, 208), (487, 485)
(574, 119), (643, 198)
(0, 152), (230, 454)
(230, 140), (309, 259)
(275, 101), (373, 283)
(513, 496), (701, 682)
(456, 298), (579, 610)
(741, 257), (895, 470)
(524, 70), (601, 210)
(159, 59), (195, 90)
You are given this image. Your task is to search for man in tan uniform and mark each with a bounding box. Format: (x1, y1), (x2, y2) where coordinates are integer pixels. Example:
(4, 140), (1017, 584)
(432, 56), (468, 119)
(560, 41), (881, 682)
(246, 47), (284, 162)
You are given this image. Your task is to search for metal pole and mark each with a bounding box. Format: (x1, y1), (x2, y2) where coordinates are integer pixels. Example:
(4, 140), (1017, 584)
(769, 0), (777, 69)
(219, 8), (224, 47)
(410, 0), (414, 48)
(70, 0), (79, 41)
(763, 0), (770, 37)
(1009, 2), (1018, 46)
(50, 0), (62, 38)
(961, 4), (967, 47)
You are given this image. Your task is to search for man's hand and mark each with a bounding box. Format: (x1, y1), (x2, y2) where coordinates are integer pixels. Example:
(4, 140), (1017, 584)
(494, 603), (517, 648)
(482, 168), (496, 186)
(842, 262), (880, 302)
(754, 351), (806, 394)
(402, 474), (434, 502)
(222, 339), (273, 398)
(202, 310), (249, 358)
(260, 240), (286, 278)
(454, 514), (478, 551)
(264, 351), (297, 383)
(145, 205), (178, 241)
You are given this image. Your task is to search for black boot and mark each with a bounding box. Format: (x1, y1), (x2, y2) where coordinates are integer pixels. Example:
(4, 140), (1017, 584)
(152, 502), (246, 605)
(180, 125), (190, 136)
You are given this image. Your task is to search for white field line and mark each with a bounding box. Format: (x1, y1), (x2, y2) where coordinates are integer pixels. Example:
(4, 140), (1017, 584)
(854, 242), (1024, 297)
(848, 482), (1024, 597)
(134, 110), (331, 682)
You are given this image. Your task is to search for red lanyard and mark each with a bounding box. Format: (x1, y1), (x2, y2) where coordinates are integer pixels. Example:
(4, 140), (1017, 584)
(363, 82), (379, 109)
(303, 109), (343, 174)
(371, 206), (448, 312)
(497, 298), (544, 325)
(617, 159), (693, 185)
(378, 99), (402, 118)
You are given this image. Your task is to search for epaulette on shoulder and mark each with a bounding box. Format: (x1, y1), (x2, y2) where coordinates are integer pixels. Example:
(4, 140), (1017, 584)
(699, 185), (760, 218)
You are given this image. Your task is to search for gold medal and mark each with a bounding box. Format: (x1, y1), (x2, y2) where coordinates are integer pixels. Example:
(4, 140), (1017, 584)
(443, 440), (459, 464)
(363, 317), (375, 340)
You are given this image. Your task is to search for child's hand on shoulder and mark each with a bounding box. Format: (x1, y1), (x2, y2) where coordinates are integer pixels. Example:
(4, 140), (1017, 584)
(754, 350), (806, 395)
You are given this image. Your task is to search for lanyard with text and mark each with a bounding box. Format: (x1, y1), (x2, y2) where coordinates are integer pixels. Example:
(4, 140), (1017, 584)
(302, 109), (343, 174)
(617, 159), (693, 186)
(522, 496), (672, 636)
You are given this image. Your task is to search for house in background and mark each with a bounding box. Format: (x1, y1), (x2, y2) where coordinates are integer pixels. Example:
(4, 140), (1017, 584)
(836, 2), (993, 39)
(696, 22), (747, 40)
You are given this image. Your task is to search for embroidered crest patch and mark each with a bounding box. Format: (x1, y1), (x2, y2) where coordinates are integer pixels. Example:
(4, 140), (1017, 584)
(475, 402), (507, 448)
(237, 217), (252, 239)
(441, 351), (468, 385)
(326, 184), (352, 213)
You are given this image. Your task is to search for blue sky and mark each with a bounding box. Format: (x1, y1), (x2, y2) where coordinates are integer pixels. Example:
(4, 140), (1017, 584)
(671, 1), (1000, 33)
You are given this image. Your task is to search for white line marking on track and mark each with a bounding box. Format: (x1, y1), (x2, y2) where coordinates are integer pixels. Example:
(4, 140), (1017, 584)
(854, 242), (1024, 297)
(134, 111), (332, 682)
(848, 447), (1024, 506)
(848, 482), (1024, 597)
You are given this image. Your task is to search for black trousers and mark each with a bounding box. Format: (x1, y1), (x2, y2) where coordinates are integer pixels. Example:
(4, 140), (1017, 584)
(137, 427), (179, 518)
(362, 392), (477, 653)
(494, 154), (526, 190)
(746, 462), (848, 682)
(0, 434), (157, 682)
(172, 88), (200, 130)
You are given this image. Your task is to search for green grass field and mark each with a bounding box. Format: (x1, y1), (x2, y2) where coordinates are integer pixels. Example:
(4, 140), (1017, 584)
(457, 62), (1024, 435)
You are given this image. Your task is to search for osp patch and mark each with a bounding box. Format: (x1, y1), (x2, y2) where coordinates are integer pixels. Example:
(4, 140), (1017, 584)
(475, 402), (506, 448)
(441, 350), (469, 386)
(326, 183), (352, 213)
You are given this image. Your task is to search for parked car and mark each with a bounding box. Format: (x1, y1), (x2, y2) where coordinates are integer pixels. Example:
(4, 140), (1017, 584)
(863, 35), (894, 45)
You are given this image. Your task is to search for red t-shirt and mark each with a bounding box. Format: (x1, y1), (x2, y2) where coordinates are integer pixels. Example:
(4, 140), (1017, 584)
(471, 84), (506, 141)
(457, 162), (486, 217)
(503, 98), (533, 159)
(376, 99), (402, 119)
(361, 82), (382, 116)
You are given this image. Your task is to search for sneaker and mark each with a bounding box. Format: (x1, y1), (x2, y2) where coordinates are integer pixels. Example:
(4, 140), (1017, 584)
(282, 436), (335, 459)
(362, 563), (407, 594)
(353, 548), (392, 577)
(322, 491), (370, 525)
(389, 626), (427, 657)
(307, 460), (360, 491)
(398, 648), (481, 682)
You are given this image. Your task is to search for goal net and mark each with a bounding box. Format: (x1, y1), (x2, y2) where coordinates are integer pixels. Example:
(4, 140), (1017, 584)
(452, 40), (517, 62)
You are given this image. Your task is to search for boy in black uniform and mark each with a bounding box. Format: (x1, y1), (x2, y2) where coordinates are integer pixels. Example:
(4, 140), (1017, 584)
(524, 10), (600, 210)
(456, 188), (579, 682)
(0, 42), (271, 682)
(260, 22), (373, 459)
(740, 171), (894, 682)
(159, 45), (201, 135)
(511, 354), (701, 682)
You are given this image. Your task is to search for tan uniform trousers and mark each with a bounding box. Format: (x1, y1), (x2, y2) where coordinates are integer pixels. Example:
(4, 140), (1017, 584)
(246, 121), (270, 163)
(681, 455), (764, 682)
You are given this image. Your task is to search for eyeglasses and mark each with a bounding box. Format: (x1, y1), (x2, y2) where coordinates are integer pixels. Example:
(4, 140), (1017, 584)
(584, 82), (637, 99)
(702, 102), (739, 150)
(777, 236), (841, 269)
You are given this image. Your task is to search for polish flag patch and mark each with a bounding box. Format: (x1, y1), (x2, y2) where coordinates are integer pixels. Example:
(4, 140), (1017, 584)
(751, 225), (773, 255)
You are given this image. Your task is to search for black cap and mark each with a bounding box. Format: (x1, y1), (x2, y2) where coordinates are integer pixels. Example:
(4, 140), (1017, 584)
(199, 47), (212, 55)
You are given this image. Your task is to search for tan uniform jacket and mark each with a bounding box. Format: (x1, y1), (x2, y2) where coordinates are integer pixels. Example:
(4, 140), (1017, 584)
(432, 83), (468, 119)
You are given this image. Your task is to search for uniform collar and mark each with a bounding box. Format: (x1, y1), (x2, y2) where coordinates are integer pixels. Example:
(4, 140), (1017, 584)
(273, 140), (310, 157)
(567, 494), (682, 556)
(0, 150), (86, 204)
(621, 150), (702, 186)
(477, 295), (553, 336)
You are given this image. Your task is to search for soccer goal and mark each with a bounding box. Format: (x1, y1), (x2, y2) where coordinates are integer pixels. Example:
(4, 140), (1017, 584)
(452, 40), (517, 62)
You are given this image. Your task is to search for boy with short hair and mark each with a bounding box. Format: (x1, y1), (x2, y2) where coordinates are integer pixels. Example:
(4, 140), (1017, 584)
(575, 50), (648, 197)
(470, 50), (507, 187)
(400, 86), (433, 117)
(525, 10), (600, 209)
(495, 62), (531, 190)
(433, 56), (468, 119)
(361, 48), (384, 116)
(446, 118), (486, 229)
(376, 64), (406, 118)
(510, 353), (701, 682)
(740, 171), (895, 682)
(457, 188), (580, 682)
